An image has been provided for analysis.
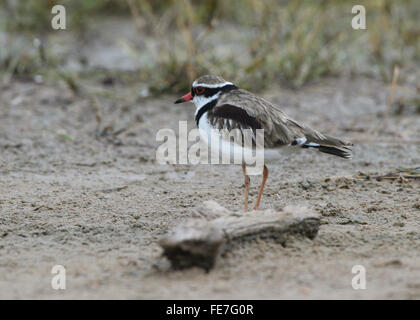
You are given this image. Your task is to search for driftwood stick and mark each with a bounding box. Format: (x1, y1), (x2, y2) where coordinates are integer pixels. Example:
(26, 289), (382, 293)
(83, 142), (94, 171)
(159, 201), (320, 271)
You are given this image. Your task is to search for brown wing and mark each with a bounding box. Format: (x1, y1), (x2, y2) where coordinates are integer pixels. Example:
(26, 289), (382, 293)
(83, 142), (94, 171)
(210, 89), (304, 147)
(211, 89), (352, 151)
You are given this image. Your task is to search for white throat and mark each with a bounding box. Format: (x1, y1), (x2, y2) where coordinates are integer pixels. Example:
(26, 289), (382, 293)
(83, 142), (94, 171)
(193, 92), (221, 116)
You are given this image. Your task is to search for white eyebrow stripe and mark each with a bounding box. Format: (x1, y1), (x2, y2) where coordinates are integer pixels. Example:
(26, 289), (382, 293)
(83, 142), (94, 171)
(192, 81), (233, 88)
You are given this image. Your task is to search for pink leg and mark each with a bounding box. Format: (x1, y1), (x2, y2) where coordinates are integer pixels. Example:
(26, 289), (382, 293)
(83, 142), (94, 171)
(253, 165), (268, 210)
(242, 164), (250, 211)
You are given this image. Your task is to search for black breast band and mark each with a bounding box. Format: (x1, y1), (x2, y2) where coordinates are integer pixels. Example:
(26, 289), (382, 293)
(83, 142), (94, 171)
(194, 84), (237, 126)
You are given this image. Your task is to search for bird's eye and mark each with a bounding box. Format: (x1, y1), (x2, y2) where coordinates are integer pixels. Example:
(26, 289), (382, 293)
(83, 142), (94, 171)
(195, 86), (205, 95)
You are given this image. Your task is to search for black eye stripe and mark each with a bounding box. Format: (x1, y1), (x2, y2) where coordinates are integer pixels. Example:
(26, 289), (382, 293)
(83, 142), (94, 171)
(204, 84), (237, 97)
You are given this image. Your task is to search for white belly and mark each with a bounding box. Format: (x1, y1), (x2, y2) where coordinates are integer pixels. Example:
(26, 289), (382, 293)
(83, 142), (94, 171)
(198, 113), (259, 165)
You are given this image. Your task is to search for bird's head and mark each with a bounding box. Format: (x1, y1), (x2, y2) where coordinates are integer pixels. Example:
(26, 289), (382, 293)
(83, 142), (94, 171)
(174, 75), (236, 110)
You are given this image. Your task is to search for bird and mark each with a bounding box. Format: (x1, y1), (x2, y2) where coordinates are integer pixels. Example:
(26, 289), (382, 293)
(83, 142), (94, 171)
(175, 75), (352, 211)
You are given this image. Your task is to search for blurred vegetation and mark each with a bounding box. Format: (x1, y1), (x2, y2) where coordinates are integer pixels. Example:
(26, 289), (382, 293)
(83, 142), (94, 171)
(0, 0), (418, 93)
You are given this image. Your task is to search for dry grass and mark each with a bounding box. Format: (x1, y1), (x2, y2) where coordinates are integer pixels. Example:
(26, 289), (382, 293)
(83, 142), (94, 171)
(0, 0), (418, 93)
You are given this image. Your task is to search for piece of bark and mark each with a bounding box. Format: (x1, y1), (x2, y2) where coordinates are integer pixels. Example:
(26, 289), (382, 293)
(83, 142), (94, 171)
(159, 201), (320, 271)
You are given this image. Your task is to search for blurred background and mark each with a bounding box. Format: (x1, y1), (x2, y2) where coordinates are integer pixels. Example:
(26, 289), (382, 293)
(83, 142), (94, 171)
(1, 1), (420, 300)
(0, 0), (418, 94)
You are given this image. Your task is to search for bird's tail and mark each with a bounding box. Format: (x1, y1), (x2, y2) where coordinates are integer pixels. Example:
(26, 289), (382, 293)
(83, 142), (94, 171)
(292, 133), (353, 159)
(302, 144), (352, 159)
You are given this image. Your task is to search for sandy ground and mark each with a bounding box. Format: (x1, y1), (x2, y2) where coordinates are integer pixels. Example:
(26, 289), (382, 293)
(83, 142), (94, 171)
(0, 73), (419, 299)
